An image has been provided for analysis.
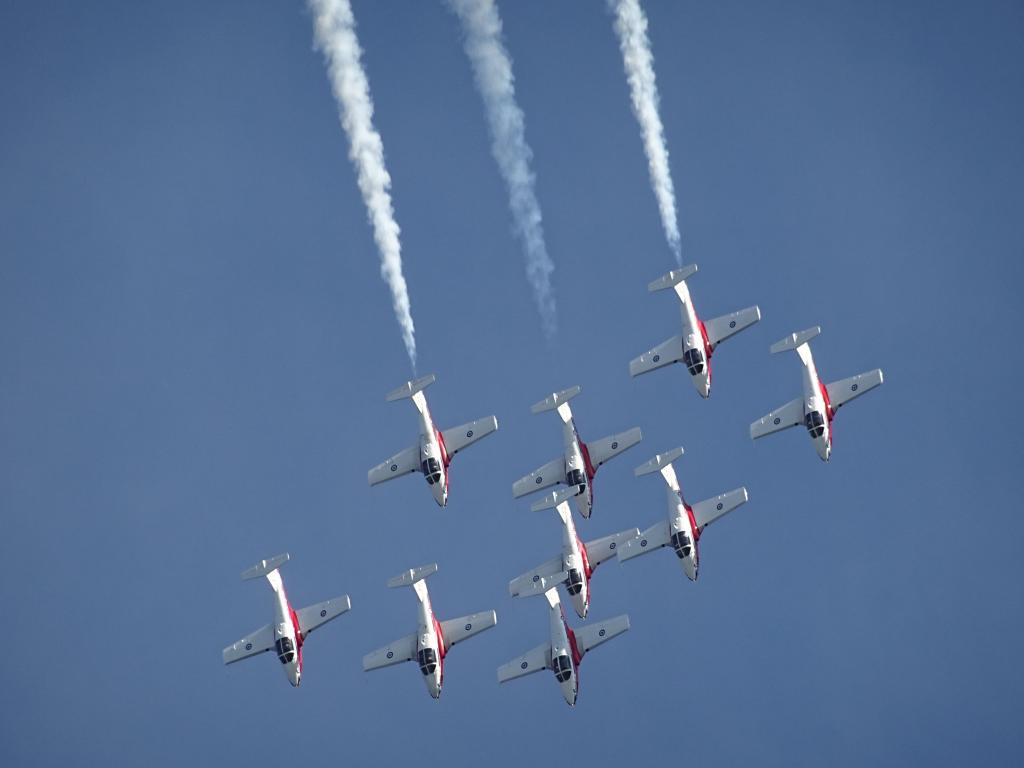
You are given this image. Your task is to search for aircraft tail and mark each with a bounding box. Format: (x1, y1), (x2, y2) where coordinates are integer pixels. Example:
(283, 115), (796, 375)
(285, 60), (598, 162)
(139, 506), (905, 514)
(770, 327), (821, 354)
(531, 385), (581, 414)
(386, 374), (436, 402)
(241, 553), (289, 580)
(647, 265), (698, 292)
(387, 563), (438, 588)
(635, 447), (684, 477)
(529, 487), (576, 512)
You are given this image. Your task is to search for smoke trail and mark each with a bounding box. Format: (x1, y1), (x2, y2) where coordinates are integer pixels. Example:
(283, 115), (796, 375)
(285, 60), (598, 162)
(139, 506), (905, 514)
(310, 0), (417, 368)
(609, 0), (681, 263)
(446, 0), (557, 338)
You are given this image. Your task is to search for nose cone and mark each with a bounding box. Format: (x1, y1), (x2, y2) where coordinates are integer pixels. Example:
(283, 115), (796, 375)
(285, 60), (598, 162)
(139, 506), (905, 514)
(698, 376), (710, 399)
(572, 592), (588, 620)
(815, 437), (831, 462)
(683, 555), (698, 582)
(431, 483), (447, 507)
(561, 679), (578, 707)
(288, 666), (301, 687)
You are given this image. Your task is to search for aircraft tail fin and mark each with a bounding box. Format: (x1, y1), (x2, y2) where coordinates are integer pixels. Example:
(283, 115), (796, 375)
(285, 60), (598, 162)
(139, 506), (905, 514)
(770, 327), (821, 354)
(647, 265), (698, 292)
(531, 386), (581, 414)
(387, 563), (438, 588)
(635, 448), (684, 477)
(386, 374), (436, 402)
(241, 553), (289, 580)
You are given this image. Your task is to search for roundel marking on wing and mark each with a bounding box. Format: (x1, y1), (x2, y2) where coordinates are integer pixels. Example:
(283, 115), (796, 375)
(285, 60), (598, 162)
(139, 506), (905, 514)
(652, 354), (661, 363)
(851, 383), (859, 392)
(535, 476), (543, 484)
(386, 651), (394, 659)
(533, 574), (540, 582)
(717, 502), (723, 511)
(730, 320), (737, 328)
(640, 539), (648, 548)
(320, 609), (327, 617)
(598, 628), (606, 637)
(465, 623), (472, 631)
(467, 430), (474, 438)
(391, 464), (398, 472)
(611, 441), (619, 450)
(521, 661), (529, 670)
(245, 643), (252, 651)
(609, 542), (616, 550)
(773, 417), (781, 425)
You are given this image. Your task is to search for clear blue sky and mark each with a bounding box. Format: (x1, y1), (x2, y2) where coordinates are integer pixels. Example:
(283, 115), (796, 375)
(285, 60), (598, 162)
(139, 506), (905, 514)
(2, 1), (1022, 765)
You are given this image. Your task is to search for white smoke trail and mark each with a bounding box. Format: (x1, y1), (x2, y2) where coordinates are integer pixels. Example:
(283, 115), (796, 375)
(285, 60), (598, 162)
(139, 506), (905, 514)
(446, 0), (557, 338)
(609, 0), (681, 263)
(310, 0), (417, 368)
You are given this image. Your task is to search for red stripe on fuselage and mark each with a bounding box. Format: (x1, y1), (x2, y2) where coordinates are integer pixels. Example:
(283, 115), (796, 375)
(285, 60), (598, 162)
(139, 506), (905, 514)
(433, 615), (446, 687)
(289, 605), (304, 670)
(818, 380), (834, 447)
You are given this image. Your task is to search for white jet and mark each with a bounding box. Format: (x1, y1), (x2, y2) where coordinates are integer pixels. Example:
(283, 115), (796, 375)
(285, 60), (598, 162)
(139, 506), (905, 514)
(750, 327), (884, 462)
(619, 449), (749, 581)
(368, 374), (498, 507)
(630, 265), (761, 398)
(512, 386), (642, 519)
(222, 553), (351, 687)
(497, 582), (630, 707)
(509, 488), (639, 619)
(363, 563), (497, 700)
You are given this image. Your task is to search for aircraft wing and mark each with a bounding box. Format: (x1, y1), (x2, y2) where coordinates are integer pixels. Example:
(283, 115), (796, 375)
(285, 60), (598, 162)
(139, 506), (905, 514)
(584, 528), (640, 569)
(363, 632), (417, 671)
(692, 488), (749, 532)
(497, 642), (552, 683)
(617, 520), (671, 562)
(442, 416), (498, 457)
(750, 397), (804, 440)
(509, 556), (564, 597)
(572, 614), (630, 656)
(222, 623), (275, 666)
(368, 444), (421, 486)
(629, 334), (685, 377)
(296, 595), (352, 639)
(586, 427), (643, 469)
(439, 610), (497, 649)
(826, 369), (884, 411)
(704, 306), (761, 348)
(512, 456), (565, 498)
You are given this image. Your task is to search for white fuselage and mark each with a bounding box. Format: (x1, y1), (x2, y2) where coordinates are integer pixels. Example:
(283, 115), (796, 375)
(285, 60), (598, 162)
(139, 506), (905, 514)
(547, 601), (580, 707)
(796, 344), (833, 462)
(673, 280), (712, 398)
(412, 391), (449, 506)
(666, 481), (701, 582)
(412, 584), (446, 699)
(266, 570), (302, 687)
(559, 406), (594, 519)
(556, 506), (592, 619)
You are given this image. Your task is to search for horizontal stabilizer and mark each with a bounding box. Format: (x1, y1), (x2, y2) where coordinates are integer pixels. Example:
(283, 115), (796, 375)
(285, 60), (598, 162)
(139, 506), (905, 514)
(387, 563), (438, 588)
(750, 397), (804, 440)
(439, 610), (497, 648)
(587, 427), (643, 468)
(573, 614), (630, 655)
(368, 444), (421, 486)
(296, 595), (352, 638)
(692, 488), (749, 531)
(770, 327), (821, 354)
(385, 373), (436, 402)
(704, 306), (761, 349)
(530, 487), (576, 512)
(497, 642), (551, 683)
(441, 416), (498, 457)
(648, 265), (698, 292)
(241, 553), (289, 580)
(531, 386), (581, 414)
(509, 556), (564, 597)
(630, 335), (684, 378)
(512, 456), (565, 498)
(826, 369), (884, 411)
(516, 572), (569, 597)
(635, 447), (684, 477)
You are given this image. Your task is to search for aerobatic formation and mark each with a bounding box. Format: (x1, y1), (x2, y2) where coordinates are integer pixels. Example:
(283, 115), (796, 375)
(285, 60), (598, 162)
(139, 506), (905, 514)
(222, 1), (886, 708)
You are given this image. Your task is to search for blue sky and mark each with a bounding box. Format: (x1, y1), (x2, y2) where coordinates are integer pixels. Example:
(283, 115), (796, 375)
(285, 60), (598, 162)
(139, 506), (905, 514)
(1, 1), (1022, 765)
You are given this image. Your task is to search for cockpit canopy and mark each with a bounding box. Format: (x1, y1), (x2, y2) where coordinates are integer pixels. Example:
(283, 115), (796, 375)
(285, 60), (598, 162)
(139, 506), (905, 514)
(553, 654), (573, 683)
(683, 347), (705, 375)
(566, 468), (586, 494)
(566, 567), (584, 595)
(275, 636), (296, 665)
(805, 411), (826, 439)
(422, 457), (442, 486)
(671, 531), (692, 560)
(417, 647), (438, 676)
